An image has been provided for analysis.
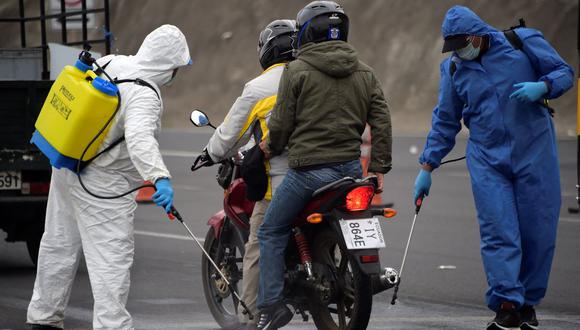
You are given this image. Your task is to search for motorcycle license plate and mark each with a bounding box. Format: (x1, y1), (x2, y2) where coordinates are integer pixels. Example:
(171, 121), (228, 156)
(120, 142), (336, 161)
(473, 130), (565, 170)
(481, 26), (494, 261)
(339, 218), (385, 250)
(0, 171), (22, 190)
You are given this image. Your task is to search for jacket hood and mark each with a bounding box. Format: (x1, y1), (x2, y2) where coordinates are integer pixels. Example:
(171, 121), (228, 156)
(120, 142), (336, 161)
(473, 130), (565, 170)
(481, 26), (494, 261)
(442, 6), (496, 38)
(98, 25), (191, 87)
(298, 41), (358, 78)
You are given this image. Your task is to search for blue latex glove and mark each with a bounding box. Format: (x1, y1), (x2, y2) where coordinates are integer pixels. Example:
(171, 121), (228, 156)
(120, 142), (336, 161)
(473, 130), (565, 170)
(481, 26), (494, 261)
(509, 82), (548, 103)
(413, 169), (432, 204)
(152, 178), (174, 213)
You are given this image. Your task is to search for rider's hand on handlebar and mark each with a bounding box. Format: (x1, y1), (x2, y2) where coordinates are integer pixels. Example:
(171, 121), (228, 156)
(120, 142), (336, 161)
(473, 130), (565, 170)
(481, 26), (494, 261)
(369, 172), (384, 193)
(199, 148), (215, 166)
(259, 140), (271, 159)
(193, 148), (215, 170)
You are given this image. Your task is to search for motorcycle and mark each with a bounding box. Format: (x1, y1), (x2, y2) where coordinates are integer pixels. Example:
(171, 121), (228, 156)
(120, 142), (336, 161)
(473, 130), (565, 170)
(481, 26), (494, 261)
(189, 110), (399, 329)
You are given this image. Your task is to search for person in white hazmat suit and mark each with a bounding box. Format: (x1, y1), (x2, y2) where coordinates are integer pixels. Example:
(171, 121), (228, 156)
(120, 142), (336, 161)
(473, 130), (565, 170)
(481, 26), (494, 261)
(26, 25), (191, 330)
(199, 20), (295, 329)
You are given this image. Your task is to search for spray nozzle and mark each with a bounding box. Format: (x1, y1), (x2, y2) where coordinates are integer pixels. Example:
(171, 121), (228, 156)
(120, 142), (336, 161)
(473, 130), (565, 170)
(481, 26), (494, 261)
(79, 43), (95, 66)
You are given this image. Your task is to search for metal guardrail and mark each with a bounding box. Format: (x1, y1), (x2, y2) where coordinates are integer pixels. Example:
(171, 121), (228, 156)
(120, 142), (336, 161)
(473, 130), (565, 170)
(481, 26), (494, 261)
(0, 0), (111, 80)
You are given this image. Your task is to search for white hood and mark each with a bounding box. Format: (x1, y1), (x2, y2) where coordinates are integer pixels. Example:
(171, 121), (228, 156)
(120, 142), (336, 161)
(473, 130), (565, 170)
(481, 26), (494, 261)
(98, 24), (191, 87)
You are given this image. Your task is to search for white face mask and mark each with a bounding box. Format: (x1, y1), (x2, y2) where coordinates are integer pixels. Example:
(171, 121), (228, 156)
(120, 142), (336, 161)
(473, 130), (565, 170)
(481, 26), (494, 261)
(455, 38), (481, 61)
(164, 68), (179, 87)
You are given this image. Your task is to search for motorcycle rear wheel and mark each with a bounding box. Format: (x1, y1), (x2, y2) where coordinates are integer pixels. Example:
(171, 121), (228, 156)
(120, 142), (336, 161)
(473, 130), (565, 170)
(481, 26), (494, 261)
(201, 223), (246, 329)
(310, 230), (373, 330)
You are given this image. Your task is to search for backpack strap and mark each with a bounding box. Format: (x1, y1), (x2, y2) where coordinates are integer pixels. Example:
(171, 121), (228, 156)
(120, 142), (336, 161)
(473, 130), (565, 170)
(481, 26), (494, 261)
(114, 78), (160, 100)
(94, 59), (112, 76)
(503, 18), (526, 50)
(503, 29), (524, 50)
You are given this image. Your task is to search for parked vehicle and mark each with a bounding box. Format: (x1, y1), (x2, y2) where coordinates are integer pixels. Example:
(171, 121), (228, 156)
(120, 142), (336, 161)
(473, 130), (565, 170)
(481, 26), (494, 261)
(0, 0), (112, 264)
(0, 80), (52, 264)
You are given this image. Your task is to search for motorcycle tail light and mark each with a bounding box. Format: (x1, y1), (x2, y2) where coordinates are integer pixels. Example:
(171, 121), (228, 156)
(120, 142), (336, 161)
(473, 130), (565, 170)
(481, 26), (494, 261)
(360, 255), (379, 263)
(344, 186), (374, 211)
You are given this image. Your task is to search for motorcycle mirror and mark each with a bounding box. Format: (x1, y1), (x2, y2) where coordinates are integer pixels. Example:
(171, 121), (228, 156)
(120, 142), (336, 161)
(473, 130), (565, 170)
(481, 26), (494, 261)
(190, 109), (214, 128)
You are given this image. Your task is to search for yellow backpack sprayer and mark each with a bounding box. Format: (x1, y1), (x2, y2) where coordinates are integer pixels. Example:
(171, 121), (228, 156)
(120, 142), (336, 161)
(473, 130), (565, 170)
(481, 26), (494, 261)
(31, 48), (119, 171)
(31, 46), (158, 199)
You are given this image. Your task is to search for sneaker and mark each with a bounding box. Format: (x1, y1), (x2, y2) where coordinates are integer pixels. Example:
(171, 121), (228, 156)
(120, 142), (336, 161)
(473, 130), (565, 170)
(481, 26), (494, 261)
(486, 302), (521, 330)
(256, 303), (293, 330)
(520, 305), (539, 330)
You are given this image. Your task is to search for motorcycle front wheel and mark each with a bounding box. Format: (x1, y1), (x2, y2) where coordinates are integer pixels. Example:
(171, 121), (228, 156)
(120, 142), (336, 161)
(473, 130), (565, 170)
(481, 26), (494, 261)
(310, 230), (373, 330)
(201, 222), (246, 329)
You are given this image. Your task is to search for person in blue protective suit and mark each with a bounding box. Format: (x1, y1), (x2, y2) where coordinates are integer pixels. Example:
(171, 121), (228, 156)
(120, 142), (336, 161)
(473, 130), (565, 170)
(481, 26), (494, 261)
(414, 5), (573, 330)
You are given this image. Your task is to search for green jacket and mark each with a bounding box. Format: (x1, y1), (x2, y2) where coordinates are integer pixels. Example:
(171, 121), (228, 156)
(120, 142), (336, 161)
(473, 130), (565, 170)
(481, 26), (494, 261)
(267, 41), (392, 173)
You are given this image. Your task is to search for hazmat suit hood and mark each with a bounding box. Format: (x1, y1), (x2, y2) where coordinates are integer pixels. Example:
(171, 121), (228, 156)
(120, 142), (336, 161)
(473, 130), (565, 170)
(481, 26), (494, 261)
(298, 41), (358, 78)
(98, 25), (191, 87)
(442, 5), (497, 38)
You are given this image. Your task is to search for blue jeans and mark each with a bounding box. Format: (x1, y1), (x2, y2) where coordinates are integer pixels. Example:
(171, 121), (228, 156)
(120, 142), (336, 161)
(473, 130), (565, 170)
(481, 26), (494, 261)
(257, 160), (362, 309)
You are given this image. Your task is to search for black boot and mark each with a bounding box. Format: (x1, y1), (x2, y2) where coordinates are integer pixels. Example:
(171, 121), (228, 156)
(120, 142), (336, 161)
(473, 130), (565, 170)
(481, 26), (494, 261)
(256, 302), (293, 330)
(26, 324), (63, 330)
(520, 305), (539, 330)
(486, 302), (521, 330)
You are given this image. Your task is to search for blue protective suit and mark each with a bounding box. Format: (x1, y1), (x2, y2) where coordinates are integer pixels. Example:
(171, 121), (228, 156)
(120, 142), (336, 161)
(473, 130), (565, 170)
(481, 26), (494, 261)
(419, 6), (573, 311)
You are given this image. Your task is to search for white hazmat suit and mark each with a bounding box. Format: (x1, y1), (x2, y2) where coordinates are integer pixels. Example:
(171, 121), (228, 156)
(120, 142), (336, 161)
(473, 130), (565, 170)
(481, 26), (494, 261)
(27, 25), (191, 330)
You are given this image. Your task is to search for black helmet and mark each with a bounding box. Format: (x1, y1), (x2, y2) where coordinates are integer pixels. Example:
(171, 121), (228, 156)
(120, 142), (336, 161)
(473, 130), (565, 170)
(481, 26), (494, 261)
(258, 19), (297, 70)
(296, 1), (349, 47)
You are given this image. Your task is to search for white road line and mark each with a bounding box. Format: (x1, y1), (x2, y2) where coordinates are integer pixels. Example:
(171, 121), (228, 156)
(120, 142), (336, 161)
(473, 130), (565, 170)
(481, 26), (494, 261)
(173, 184), (204, 192)
(366, 315), (580, 323)
(560, 217), (580, 223)
(134, 229), (203, 242)
(161, 150), (200, 158)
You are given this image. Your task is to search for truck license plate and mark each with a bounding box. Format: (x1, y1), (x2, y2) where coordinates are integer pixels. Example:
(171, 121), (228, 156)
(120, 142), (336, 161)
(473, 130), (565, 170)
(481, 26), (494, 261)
(339, 217), (386, 250)
(0, 171), (22, 190)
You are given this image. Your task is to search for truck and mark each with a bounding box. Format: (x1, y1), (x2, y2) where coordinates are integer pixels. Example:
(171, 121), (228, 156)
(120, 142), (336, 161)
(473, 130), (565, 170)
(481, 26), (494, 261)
(0, 0), (112, 264)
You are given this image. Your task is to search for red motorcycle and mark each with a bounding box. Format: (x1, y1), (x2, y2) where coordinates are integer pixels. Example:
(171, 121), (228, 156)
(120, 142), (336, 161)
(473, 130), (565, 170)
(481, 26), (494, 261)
(190, 110), (399, 330)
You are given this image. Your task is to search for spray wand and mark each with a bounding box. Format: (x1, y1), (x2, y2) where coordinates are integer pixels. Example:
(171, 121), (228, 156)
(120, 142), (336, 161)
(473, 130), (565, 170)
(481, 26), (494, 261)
(390, 196), (423, 305)
(165, 206), (254, 320)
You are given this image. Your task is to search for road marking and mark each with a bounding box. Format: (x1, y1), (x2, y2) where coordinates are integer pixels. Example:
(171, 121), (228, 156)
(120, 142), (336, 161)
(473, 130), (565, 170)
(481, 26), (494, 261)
(560, 217), (580, 224)
(366, 315), (580, 323)
(134, 230), (204, 242)
(173, 184), (205, 192)
(2, 295), (579, 329)
(161, 150), (200, 158)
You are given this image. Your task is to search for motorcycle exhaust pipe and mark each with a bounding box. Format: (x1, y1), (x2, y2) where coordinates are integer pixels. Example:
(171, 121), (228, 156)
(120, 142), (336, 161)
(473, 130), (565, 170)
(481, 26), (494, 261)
(371, 267), (399, 295)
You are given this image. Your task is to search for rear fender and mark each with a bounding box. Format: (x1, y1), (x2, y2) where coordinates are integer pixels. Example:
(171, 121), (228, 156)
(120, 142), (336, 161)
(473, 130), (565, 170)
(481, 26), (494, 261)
(207, 210), (226, 239)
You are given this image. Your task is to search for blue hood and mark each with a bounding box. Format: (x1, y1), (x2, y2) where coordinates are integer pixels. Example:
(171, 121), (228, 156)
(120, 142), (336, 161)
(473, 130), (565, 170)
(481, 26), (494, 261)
(442, 5), (496, 38)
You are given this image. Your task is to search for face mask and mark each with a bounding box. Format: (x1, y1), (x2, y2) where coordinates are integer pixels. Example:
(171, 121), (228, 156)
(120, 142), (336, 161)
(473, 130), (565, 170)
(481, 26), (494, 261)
(165, 68), (179, 87)
(456, 42), (481, 61)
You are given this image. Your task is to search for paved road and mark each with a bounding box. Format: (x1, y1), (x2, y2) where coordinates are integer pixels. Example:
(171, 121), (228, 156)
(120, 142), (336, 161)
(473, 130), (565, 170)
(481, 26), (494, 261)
(1, 130), (579, 329)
